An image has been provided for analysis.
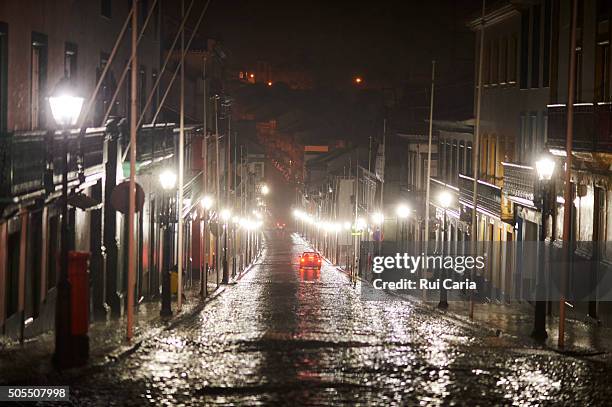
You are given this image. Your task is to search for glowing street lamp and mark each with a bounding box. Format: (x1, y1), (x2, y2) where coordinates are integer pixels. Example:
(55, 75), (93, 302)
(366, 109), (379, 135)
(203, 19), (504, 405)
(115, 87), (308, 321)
(438, 190), (453, 209)
(535, 156), (556, 181)
(396, 203), (410, 219)
(200, 195), (214, 210)
(532, 154), (556, 341)
(159, 170), (177, 191)
(49, 78), (85, 128)
(221, 208), (232, 221)
(371, 212), (385, 225)
(354, 76), (363, 85)
(49, 77), (85, 368)
(261, 184), (270, 195)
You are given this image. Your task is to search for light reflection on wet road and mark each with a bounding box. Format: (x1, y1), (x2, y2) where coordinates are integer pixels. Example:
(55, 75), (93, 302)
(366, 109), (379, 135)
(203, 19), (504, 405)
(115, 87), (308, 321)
(71, 232), (612, 405)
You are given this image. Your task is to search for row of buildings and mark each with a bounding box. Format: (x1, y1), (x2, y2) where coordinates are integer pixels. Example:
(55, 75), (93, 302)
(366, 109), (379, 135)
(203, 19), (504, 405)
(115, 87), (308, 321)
(0, 0), (266, 341)
(300, 0), (612, 322)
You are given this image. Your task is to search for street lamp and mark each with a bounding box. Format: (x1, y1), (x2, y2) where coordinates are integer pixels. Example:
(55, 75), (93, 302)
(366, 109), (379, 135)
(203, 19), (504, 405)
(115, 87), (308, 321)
(159, 170), (177, 317)
(532, 155), (556, 341)
(371, 212), (384, 225)
(49, 77), (84, 368)
(437, 190), (453, 310)
(221, 208), (232, 283)
(200, 195), (213, 297)
(261, 184), (270, 195)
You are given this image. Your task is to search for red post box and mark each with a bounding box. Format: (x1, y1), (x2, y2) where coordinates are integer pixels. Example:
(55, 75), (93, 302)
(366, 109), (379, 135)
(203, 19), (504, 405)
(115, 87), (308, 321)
(68, 251), (90, 336)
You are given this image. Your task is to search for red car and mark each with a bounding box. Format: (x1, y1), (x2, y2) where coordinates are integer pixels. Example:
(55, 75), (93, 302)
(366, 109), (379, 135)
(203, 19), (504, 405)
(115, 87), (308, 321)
(300, 251), (322, 269)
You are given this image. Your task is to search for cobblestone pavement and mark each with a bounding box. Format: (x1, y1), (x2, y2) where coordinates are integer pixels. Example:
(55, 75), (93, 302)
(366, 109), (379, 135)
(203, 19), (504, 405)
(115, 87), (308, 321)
(46, 232), (612, 405)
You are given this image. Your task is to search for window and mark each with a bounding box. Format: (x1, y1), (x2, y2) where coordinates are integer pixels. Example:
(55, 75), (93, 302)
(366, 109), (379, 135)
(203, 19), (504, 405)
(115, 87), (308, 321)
(508, 35), (518, 83)
(595, 4), (610, 102)
(0, 22), (7, 133)
(500, 38), (508, 84)
(140, 0), (149, 28)
(101, 0), (111, 18)
(491, 40), (499, 84)
(520, 9), (530, 89)
(95, 52), (116, 126)
(64, 42), (78, 81)
(466, 142), (473, 176)
(483, 40), (491, 85)
(543, 0), (552, 87)
(151, 70), (158, 116)
(451, 141), (458, 185)
(459, 141), (465, 175)
(139, 66), (146, 119)
(31, 32), (48, 130)
(575, 48), (583, 102)
(531, 5), (541, 88)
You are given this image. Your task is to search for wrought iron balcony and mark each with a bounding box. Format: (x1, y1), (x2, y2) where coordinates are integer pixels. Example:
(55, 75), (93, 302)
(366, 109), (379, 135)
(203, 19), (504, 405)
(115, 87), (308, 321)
(458, 174), (507, 221)
(501, 162), (536, 208)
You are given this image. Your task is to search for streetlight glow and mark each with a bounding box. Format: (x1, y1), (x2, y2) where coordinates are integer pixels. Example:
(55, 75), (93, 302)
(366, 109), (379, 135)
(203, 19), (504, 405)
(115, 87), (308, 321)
(371, 212), (385, 225)
(261, 184), (270, 195)
(438, 190), (453, 209)
(221, 208), (232, 221)
(200, 195), (214, 210)
(159, 170), (177, 190)
(535, 156), (556, 181)
(48, 78), (84, 127)
(396, 203), (410, 219)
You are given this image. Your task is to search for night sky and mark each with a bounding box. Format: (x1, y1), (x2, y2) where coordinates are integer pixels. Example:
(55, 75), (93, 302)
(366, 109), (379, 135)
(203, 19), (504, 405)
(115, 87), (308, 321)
(204, 0), (483, 90)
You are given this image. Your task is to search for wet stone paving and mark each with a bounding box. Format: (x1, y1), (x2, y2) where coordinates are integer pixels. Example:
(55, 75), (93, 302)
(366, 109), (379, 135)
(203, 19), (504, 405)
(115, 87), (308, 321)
(62, 232), (612, 405)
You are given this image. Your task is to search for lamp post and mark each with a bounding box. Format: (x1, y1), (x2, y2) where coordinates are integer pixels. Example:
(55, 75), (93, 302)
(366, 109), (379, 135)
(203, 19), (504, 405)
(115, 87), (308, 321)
(49, 77), (84, 368)
(200, 195), (213, 297)
(159, 169), (177, 317)
(532, 155), (555, 341)
(396, 203), (410, 251)
(221, 208), (232, 283)
(438, 190), (453, 310)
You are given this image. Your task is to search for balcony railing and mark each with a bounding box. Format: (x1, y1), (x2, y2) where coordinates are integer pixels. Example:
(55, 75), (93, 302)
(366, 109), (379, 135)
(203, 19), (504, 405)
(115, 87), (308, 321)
(458, 174), (504, 220)
(547, 103), (612, 152)
(501, 162), (536, 208)
(1, 123), (180, 203)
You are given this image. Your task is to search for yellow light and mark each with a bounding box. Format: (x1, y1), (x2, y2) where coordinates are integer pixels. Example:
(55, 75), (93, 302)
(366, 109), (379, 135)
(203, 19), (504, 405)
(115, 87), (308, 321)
(250, 73), (255, 78)
(267, 81), (272, 86)
(354, 77), (363, 84)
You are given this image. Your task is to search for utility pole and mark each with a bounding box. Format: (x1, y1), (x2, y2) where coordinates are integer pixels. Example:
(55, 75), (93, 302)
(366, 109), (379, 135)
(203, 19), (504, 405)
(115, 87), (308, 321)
(201, 55), (208, 298)
(470, 0), (486, 319)
(177, 0), (185, 311)
(126, 0), (138, 340)
(215, 96), (220, 286)
(559, 0), (578, 349)
(423, 60), (435, 299)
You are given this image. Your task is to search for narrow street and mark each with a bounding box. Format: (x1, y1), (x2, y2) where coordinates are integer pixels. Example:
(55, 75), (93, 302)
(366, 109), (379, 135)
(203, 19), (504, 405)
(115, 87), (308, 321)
(62, 232), (611, 406)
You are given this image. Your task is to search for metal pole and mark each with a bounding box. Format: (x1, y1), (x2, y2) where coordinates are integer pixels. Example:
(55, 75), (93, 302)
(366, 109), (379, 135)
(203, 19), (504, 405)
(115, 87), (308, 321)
(161, 192), (172, 316)
(424, 60), (436, 299)
(101, 0), (159, 125)
(215, 97), (220, 287)
(438, 208), (449, 309)
(532, 177), (549, 341)
(470, 0), (486, 319)
(53, 129), (71, 367)
(201, 56), (208, 298)
(177, 0), (185, 311)
(559, 0), (578, 349)
(126, 0), (138, 341)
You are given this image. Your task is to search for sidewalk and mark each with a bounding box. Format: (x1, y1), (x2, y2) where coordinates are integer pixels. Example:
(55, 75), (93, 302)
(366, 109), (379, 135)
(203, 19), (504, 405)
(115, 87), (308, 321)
(0, 270), (226, 386)
(298, 234), (612, 358)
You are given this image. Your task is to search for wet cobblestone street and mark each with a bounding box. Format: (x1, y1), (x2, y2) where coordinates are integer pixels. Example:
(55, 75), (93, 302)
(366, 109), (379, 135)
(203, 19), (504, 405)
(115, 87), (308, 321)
(64, 232), (612, 406)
